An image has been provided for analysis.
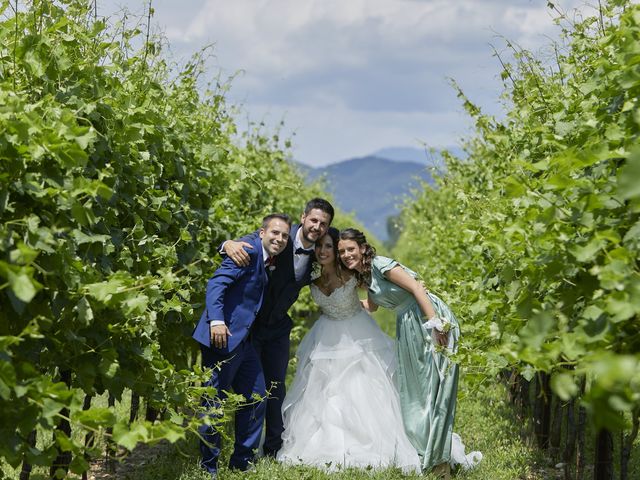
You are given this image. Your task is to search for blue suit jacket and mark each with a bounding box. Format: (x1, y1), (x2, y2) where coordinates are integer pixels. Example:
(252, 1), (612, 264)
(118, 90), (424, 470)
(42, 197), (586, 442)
(229, 224), (313, 332)
(192, 235), (268, 354)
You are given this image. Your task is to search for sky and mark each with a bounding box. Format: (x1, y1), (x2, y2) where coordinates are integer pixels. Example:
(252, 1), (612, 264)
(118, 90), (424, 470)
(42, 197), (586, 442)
(99, 0), (591, 167)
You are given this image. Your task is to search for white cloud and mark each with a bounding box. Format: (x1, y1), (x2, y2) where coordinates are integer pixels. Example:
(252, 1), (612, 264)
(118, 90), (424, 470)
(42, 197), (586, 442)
(101, 0), (598, 166)
(243, 102), (472, 166)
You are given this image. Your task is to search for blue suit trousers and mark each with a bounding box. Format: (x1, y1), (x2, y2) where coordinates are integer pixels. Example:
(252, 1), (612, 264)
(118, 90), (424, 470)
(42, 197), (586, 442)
(198, 339), (266, 474)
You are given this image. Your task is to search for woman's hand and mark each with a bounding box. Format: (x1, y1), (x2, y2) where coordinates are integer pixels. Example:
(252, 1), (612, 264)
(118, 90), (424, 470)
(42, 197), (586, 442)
(421, 319), (450, 347)
(361, 295), (378, 312)
(433, 329), (449, 346)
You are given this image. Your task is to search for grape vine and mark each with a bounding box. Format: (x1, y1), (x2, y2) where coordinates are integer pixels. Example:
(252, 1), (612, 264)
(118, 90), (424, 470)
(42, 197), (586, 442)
(395, 1), (639, 476)
(0, 1), (324, 477)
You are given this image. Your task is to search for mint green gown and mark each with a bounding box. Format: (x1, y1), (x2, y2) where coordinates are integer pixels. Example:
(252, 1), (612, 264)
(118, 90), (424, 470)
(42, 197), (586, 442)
(368, 256), (461, 471)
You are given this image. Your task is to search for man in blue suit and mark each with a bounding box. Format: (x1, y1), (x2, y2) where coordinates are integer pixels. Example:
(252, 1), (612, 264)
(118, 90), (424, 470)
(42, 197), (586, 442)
(193, 213), (291, 478)
(222, 198), (334, 457)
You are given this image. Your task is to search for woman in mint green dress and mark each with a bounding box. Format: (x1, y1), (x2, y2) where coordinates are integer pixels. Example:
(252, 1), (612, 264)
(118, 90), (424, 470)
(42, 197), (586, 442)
(338, 228), (480, 477)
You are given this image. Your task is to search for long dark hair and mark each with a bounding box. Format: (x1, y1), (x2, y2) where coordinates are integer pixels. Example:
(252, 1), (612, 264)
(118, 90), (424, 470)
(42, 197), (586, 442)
(339, 228), (376, 287)
(318, 227), (344, 280)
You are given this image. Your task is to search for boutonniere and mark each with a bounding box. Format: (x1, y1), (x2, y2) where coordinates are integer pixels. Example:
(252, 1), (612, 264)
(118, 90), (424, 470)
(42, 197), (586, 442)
(310, 262), (321, 281)
(265, 256), (277, 273)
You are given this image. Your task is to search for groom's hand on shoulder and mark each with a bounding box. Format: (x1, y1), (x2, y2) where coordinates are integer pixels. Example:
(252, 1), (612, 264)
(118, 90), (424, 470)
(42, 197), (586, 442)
(224, 240), (253, 267)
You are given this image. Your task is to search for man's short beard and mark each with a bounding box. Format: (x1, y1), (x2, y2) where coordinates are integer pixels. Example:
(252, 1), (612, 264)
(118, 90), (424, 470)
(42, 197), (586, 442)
(302, 227), (315, 244)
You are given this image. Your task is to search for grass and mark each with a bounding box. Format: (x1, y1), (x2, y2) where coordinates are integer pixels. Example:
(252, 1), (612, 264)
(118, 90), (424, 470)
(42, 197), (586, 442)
(3, 305), (638, 479)
(85, 381), (548, 480)
(4, 378), (638, 480)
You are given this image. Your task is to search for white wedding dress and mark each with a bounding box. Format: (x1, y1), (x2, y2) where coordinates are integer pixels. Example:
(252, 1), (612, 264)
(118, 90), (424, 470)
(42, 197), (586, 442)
(277, 276), (421, 472)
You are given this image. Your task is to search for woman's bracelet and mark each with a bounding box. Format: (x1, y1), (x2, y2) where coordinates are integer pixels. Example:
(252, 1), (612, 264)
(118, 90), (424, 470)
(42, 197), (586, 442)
(421, 316), (451, 333)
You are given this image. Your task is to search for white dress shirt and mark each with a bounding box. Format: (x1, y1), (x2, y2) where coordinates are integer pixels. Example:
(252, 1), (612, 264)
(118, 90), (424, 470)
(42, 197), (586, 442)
(293, 228), (313, 281)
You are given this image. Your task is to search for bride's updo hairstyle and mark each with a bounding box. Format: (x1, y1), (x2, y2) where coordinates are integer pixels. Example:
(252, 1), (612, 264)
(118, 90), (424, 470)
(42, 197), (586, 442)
(339, 228), (376, 287)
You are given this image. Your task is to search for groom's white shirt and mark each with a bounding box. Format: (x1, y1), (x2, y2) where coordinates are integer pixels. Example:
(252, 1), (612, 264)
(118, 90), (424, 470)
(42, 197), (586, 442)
(293, 227), (313, 281)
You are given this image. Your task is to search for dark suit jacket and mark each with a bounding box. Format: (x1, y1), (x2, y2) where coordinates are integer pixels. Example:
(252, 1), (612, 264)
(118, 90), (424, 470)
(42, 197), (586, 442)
(192, 235), (267, 354)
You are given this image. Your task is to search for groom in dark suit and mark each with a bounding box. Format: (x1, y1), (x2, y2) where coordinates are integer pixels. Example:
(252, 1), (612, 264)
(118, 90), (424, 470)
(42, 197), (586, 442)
(193, 213), (291, 478)
(222, 198), (334, 457)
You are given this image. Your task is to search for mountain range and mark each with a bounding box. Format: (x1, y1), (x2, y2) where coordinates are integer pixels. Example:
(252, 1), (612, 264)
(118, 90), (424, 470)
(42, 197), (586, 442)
(299, 147), (446, 243)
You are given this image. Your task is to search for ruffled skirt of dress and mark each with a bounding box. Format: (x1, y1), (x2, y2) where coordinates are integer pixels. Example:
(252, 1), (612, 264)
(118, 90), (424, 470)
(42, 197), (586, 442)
(277, 310), (421, 473)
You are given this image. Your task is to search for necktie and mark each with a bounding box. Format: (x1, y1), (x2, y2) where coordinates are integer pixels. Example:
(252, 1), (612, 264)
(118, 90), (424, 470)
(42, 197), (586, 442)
(295, 247), (313, 255)
(265, 256), (275, 276)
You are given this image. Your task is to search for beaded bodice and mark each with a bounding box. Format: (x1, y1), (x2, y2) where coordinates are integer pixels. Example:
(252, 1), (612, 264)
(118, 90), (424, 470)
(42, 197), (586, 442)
(310, 276), (362, 320)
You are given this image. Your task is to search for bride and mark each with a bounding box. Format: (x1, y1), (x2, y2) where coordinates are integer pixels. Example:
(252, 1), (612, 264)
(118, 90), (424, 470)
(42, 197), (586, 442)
(276, 227), (421, 472)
